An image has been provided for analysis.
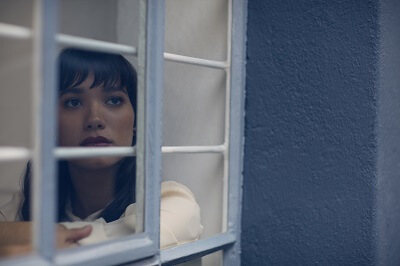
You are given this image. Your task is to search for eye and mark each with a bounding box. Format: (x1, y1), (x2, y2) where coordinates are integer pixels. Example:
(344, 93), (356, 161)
(64, 98), (82, 108)
(106, 96), (123, 105)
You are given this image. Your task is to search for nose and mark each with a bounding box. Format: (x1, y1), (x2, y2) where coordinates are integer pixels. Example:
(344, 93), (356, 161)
(84, 103), (105, 130)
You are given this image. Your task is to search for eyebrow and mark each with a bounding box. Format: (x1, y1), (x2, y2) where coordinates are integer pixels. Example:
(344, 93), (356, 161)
(60, 86), (128, 96)
(103, 86), (129, 95)
(60, 87), (84, 96)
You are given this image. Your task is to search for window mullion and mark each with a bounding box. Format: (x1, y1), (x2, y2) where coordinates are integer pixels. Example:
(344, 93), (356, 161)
(32, 0), (59, 261)
(223, 0), (248, 265)
(136, 0), (165, 250)
(222, 0), (234, 234)
(144, 0), (165, 246)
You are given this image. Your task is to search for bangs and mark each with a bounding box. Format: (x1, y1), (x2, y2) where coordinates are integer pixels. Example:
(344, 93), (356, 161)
(59, 48), (137, 104)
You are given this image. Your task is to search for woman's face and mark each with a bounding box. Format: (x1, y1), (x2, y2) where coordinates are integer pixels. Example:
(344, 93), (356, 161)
(58, 73), (135, 169)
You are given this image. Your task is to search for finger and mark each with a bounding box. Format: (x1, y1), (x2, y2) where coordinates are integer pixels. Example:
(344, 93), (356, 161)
(65, 225), (92, 242)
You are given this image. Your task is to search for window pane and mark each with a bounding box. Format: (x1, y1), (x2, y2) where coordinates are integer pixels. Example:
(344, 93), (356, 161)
(60, 0), (138, 46)
(162, 0), (230, 249)
(54, 47), (140, 248)
(163, 153), (225, 238)
(0, 38), (33, 148)
(0, 0), (33, 27)
(201, 250), (223, 266)
(0, 6), (33, 148)
(0, 0), (34, 259)
(0, 161), (33, 259)
(175, 250), (223, 266)
(54, 0), (143, 249)
(165, 0), (228, 61)
(163, 62), (226, 146)
(54, 154), (137, 246)
(59, 0), (140, 68)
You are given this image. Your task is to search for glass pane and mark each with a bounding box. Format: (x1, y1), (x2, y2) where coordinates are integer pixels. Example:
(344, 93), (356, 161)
(0, 37), (33, 148)
(59, 0), (140, 68)
(162, 48), (227, 245)
(0, 162), (33, 259)
(162, 0), (229, 249)
(175, 250), (223, 266)
(201, 250), (223, 266)
(163, 153), (224, 239)
(0, 0), (33, 27)
(54, 47), (140, 248)
(0, 0), (34, 259)
(55, 155), (137, 246)
(163, 62), (226, 146)
(60, 0), (139, 45)
(165, 0), (228, 61)
(54, 0), (142, 249)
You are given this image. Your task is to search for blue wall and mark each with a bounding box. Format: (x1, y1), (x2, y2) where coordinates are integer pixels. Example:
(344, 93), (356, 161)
(242, 0), (381, 264)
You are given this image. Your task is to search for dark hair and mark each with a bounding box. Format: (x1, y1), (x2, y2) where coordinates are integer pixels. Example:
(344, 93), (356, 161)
(21, 48), (137, 222)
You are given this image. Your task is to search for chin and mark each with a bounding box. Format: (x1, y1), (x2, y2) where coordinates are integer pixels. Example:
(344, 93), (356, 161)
(69, 157), (123, 170)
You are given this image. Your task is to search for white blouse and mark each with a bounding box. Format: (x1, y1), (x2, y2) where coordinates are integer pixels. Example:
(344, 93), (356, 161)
(0, 181), (203, 249)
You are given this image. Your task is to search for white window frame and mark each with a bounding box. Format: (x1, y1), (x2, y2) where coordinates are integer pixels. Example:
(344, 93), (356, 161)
(0, 0), (247, 265)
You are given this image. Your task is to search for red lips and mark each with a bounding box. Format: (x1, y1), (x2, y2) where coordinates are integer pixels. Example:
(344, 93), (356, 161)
(80, 136), (112, 147)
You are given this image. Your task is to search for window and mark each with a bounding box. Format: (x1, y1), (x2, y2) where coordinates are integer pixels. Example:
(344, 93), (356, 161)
(0, 0), (247, 265)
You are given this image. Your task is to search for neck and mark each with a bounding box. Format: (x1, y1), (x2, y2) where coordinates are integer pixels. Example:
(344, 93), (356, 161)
(68, 162), (119, 219)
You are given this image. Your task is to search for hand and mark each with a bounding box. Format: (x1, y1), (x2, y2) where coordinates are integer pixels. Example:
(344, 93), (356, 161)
(57, 224), (92, 248)
(0, 224), (92, 257)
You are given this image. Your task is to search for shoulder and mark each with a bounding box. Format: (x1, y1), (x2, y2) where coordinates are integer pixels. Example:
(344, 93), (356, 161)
(160, 181), (203, 249)
(161, 181), (197, 200)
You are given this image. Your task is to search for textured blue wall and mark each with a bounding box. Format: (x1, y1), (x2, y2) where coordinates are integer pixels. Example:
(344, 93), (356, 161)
(242, 0), (380, 264)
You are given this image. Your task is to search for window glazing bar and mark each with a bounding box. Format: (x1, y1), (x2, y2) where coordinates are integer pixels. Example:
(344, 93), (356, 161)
(222, 0), (233, 234)
(164, 52), (228, 69)
(52, 144), (226, 161)
(0, 145), (229, 162)
(136, 0), (165, 244)
(135, 0), (147, 237)
(0, 22), (32, 39)
(223, 0), (247, 265)
(0, 147), (31, 161)
(54, 236), (155, 266)
(160, 233), (236, 265)
(32, 0), (59, 260)
(162, 145), (225, 154)
(54, 146), (136, 159)
(56, 34), (137, 55)
(0, 22), (137, 55)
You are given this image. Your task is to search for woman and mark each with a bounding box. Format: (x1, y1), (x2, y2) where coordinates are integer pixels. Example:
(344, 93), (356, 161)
(0, 48), (203, 255)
